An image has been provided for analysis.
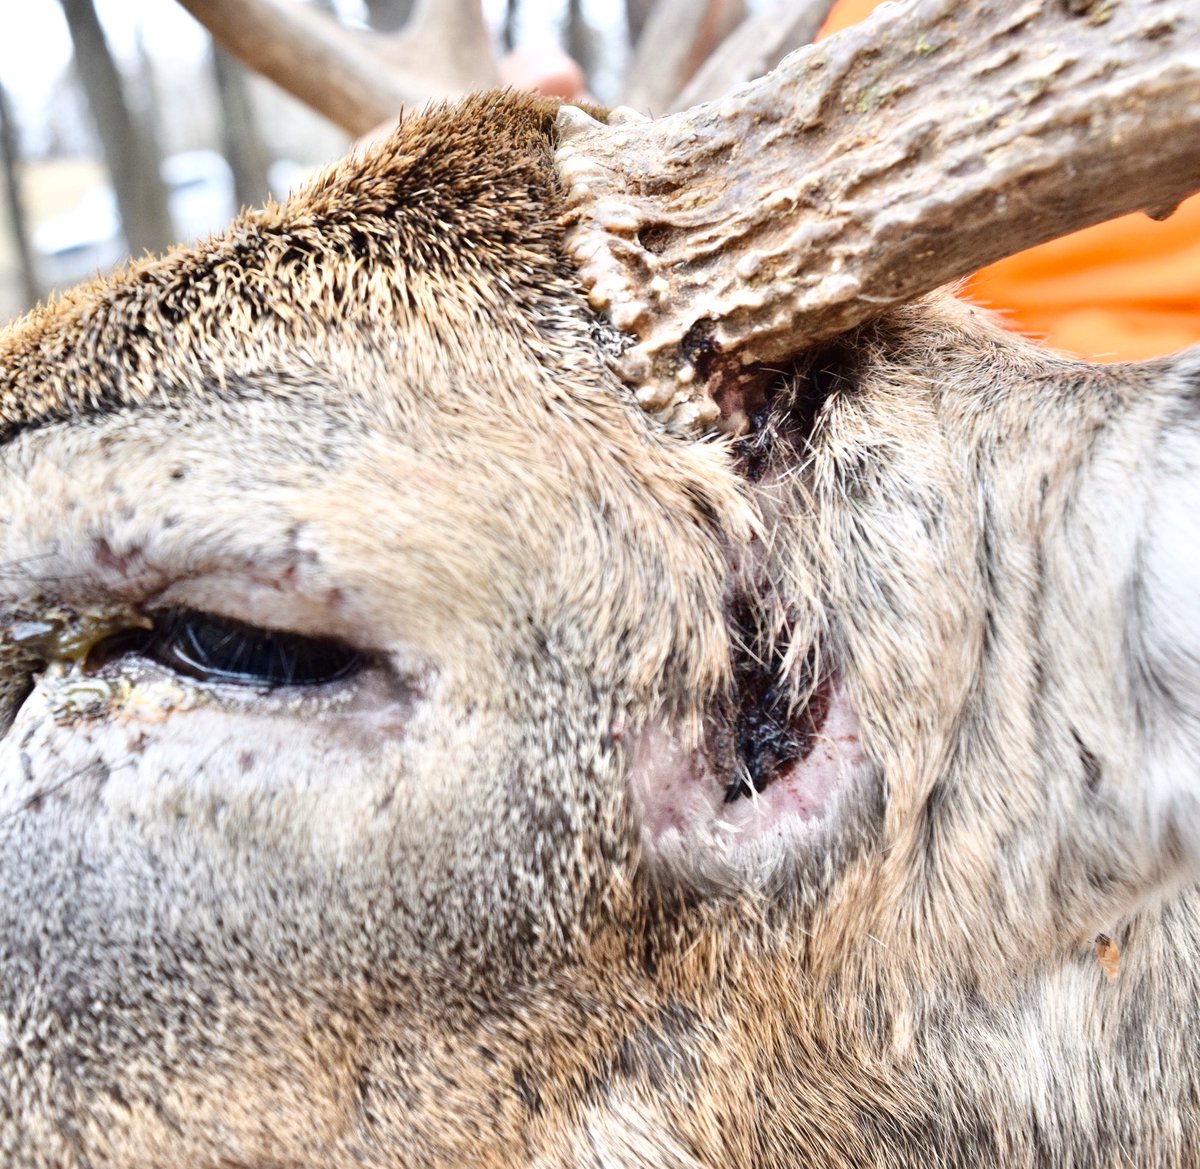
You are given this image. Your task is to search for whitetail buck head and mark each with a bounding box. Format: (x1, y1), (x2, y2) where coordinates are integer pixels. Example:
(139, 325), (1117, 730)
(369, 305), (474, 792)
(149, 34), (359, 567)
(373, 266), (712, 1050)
(3, 0), (1200, 1164)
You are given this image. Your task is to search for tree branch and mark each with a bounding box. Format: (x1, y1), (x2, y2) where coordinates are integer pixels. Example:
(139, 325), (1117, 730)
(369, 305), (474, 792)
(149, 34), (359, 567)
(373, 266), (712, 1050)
(557, 0), (1200, 427)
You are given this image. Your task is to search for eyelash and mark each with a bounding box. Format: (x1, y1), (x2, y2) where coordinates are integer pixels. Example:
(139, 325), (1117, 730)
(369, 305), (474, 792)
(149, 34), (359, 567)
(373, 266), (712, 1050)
(87, 609), (367, 689)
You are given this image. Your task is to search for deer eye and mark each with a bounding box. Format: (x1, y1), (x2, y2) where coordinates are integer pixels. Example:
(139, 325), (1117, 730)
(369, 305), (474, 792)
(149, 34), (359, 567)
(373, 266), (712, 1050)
(89, 610), (366, 688)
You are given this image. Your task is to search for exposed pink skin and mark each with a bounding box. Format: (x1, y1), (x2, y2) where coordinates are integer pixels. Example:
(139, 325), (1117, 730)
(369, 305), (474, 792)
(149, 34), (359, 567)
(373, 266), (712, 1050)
(628, 683), (864, 874)
(723, 683), (863, 832)
(627, 720), (710, 842)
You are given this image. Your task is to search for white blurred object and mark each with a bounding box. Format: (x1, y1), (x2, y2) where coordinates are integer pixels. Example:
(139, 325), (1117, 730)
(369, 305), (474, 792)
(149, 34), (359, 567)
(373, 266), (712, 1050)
(34, 149), (236, 285)
(159, 149), (235, 241)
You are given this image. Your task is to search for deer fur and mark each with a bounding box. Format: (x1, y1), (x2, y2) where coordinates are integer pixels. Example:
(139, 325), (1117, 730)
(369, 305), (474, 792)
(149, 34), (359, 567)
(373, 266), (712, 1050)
(2, 90), (1200, 1168)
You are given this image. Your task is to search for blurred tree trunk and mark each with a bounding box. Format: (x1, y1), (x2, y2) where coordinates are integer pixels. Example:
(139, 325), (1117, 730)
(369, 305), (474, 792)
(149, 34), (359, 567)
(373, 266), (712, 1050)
(364, 0), (415, 32)
(134, 26), (165, 158)
(0, 83), (40, 311)
(502, 0), (520, 52)
(563, 0), (596, 82)
(212, 46), (272, 208)
(625, 0), (653, 46)
(58, 0), (174, 256)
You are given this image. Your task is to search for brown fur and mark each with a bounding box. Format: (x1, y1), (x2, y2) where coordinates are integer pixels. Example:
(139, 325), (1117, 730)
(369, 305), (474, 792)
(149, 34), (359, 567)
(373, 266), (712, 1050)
(1, 89), (1199, 1167)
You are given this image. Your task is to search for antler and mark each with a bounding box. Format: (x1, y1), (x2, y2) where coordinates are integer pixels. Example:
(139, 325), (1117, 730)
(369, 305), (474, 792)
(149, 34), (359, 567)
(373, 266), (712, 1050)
(557, 0), (1200, 426)
(621, 0), (746, 116)
(176, 0), (1200, 429)
(670, 0), (837, 112)
(175, 0), (495, 136)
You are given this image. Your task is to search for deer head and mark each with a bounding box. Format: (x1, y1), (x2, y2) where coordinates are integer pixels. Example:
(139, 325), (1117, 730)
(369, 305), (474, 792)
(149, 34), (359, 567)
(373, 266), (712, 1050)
(2, 1), (1200, 1165)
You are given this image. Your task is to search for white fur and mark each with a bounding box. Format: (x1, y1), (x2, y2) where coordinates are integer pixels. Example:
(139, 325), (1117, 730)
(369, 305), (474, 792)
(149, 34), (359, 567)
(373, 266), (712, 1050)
(1135, 413), (1200, 861)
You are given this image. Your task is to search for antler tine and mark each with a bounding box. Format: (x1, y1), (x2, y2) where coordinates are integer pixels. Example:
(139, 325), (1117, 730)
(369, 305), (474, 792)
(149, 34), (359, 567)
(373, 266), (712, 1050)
(366, 0), (499, 98)
(621, 0), (746, 116)
(670, 0), (837, 112)
(558, 0), (1200, 428)
(178, 0), (498, 137)
(176, 0), (416, 135)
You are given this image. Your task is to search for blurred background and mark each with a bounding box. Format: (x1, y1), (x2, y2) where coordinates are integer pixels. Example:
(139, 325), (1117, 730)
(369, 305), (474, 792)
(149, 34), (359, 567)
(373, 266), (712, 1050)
(0, 0), (635, 324)
(2, 0), (1197, 360)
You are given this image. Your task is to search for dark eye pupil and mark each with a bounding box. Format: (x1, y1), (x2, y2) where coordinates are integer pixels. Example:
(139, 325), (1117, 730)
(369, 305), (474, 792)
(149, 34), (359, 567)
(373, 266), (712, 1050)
(133, 611), (363, 688)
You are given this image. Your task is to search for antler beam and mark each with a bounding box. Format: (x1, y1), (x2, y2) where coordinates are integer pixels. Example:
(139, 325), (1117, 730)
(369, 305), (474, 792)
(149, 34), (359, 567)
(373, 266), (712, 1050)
(621, 0), (745, 116)
(556, 0), (1200, 426)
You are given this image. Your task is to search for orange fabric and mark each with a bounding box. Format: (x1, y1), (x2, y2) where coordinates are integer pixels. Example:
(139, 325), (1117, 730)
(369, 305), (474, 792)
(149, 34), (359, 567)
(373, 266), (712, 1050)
(816, 0), (1200, 362)
(817, 0), (884, 38)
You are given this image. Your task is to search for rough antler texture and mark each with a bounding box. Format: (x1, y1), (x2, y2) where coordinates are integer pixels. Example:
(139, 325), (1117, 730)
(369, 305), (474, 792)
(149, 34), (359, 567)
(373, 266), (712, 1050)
(557, 0), (1200, 428)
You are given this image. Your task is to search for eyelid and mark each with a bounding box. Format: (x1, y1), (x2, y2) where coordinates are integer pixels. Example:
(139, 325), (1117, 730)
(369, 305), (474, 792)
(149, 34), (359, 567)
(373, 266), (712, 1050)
(146, 574), (367, 653)
(86, 609), (369, 690)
